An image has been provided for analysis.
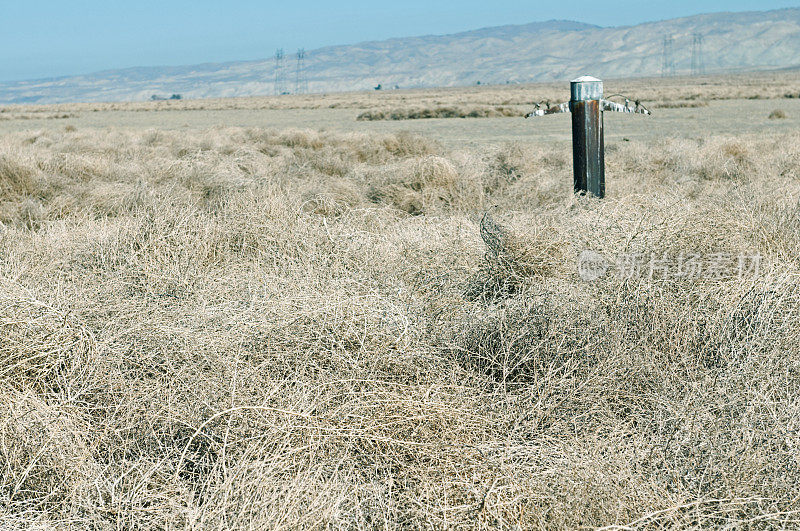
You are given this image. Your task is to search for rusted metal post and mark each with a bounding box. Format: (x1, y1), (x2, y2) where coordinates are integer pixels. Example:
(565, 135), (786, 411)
(570, 76), (604, 198)
(525, 75), (648, 197)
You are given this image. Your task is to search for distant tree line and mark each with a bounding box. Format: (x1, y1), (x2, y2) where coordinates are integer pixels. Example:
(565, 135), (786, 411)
(150, 94), (183, 101)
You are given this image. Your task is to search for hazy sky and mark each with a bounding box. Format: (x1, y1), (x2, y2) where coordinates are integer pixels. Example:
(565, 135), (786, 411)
(3, 1), (797, 82)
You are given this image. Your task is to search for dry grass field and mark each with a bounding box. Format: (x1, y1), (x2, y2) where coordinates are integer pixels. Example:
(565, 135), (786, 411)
(2, 72), (800, 528)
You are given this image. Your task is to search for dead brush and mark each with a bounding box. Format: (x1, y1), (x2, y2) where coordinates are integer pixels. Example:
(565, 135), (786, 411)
(273, 128), (326, 150)
(708, 140), (754, 180)
(467, 212), (566, 299)
(0, 155), (38, 199)
(0, 286), (105, 516)
(15, 198), (46, 230)
(356, 105), (524, 121)
(724, 274), (800, 354)
(614, 136), (758, 182)
(651, 100), (709, 109)
(303, 147), (354, 177)
(369, 155), (482, 214)
(0, 287), (99, 396)
(2, 125), (800, 528)
(378, 130), (441, 158)
(301, 178), (364, 217)
(484, 143), (526, 193)
(1, 390), (99, 515)
(448, 287), (604, 385)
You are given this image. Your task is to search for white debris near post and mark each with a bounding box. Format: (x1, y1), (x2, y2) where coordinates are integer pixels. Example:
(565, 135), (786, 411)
(525, 101), (570, 118)
(601, 99), (651, 115)
(526, 97), (650, 117)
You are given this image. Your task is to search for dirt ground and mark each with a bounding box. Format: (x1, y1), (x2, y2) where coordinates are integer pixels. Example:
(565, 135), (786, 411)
(1, 98), (799, 147)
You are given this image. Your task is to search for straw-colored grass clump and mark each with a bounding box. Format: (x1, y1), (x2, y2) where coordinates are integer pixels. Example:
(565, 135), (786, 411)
(356, 105), (524, 120)
(1, 124), (800, 528)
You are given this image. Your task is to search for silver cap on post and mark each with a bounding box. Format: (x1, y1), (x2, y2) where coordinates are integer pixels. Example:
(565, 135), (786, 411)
(571, 75), (603, 101)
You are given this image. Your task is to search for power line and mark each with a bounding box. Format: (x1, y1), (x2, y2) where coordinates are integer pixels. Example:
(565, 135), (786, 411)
(661, 35), (675, 77)
(274, 48), (287, 95)
(691, 33), (705, 76)
(295, 48), (308, 95)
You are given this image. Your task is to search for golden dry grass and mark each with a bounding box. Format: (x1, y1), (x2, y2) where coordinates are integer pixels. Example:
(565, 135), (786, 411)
(1, 117), (800, 528)
(0, 113), (77, 121)
(356, 106), (524, 121)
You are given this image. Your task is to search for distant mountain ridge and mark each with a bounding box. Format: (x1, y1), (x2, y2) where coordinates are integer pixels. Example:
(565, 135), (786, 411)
(2, 8), (800, 104)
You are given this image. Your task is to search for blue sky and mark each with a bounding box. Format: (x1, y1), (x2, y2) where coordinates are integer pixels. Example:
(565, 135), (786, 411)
(2, 1), (797, 82)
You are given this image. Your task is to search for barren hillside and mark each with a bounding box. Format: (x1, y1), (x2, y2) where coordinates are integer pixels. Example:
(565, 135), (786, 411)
(3, 8), (800, 104)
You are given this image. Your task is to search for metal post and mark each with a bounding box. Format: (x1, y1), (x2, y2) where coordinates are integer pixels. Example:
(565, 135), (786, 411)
(570, 76), (604, 198)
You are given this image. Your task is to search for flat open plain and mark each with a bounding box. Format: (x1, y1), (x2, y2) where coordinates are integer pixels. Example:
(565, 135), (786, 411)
(4, 94), (800, 147)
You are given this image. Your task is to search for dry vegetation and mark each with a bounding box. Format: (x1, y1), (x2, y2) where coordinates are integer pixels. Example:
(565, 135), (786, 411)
(648, 100), (709, 109)
(356, 105), (524, 121)
(2, 120), (800, 528)
(0, 113), (77, 121)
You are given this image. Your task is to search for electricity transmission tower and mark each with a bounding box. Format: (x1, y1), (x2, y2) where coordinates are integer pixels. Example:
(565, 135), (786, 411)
(691, 34), (705, 76)
(295, 48), (308, 94)
(661, 35), (675, 77)
(274, 48), (287, 95)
